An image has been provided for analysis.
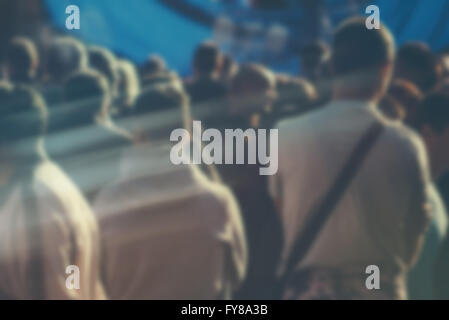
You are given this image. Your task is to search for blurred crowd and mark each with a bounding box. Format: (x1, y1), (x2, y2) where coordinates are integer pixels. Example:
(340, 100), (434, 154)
(1, 14), (449, 300)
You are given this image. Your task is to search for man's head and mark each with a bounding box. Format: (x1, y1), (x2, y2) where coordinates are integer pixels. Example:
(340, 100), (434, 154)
(140, 54), (176, 88)
(415, 91), (449, 178)
(300, 40), (330, 82)
(275, 75), (317, 118)
(133, 84), (190, 140)
(46, 37), (88, 82)
(64, 69), (110, 127)
(395, 42), (442, 94)
(88, 46), (119, 97)
(4, 37), (39, 84)
(332, 17), (395, 101)
(141, 54), (166, 78)
(220, 54), (238, 82)
(192, 42), (223, 78)
(116, 59), (140, 113)
(0, 84), (47, 166)
(387, 79), (423, 126)
(229, 63), (276, 116)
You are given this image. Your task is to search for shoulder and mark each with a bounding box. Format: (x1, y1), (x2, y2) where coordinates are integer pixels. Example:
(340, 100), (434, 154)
(34, 160), (71, 190)
(381, 119), (428, 166)
(276, 105), (331, 141)
(33, 160), (91, 211)
(191, 169), (242, 228)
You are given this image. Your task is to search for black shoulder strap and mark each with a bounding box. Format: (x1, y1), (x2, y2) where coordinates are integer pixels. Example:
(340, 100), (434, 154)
(281, 121), (384, 284)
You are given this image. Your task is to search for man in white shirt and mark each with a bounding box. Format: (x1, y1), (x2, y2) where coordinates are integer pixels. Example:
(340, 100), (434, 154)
(94, 85), (247, 299)
(270, 18), (432, 299)
(0, 84), (105, 299)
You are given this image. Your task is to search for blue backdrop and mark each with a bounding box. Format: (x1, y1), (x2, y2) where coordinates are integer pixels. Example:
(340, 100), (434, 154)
(45, 0), (449, 75)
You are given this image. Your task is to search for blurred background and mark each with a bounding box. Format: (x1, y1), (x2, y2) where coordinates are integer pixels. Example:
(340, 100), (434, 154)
(2, 0), (449, 76)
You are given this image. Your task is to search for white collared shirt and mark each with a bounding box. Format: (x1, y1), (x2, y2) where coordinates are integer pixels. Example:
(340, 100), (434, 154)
(94, 143), (247, 299)
(270, 100), (433, 281)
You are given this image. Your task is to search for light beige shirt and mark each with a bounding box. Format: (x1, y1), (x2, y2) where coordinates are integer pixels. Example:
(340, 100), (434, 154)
(270, 100), (432, 290)
(0, 160), (105, 299)
(94, 143), (247, 300)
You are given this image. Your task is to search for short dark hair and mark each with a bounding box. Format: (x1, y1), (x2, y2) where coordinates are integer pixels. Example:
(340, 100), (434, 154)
(275, 76), (317, 117)
(135, 85), (188, 115)
(301, 41), (330, 68)
(230, 63), (275, 96)
(0, 84), (47, 147)
(88, 46), (119, 90)
(387, 79), (423, 126)
(332, 17), (394, 76)
(141, 54), (166, 77)
(88, 46), (118, 91)
(193, 42), (222, 75)
(5, 37), (39, 83)
(117, 59), (140, 109)
(396, 42), (442, 93)
(64, 69), (109, 123)
(221, 54), (238, 79)
(415, 92), (449, 133)
(133, 85), (191, 137)
(46, 37), (87, 81)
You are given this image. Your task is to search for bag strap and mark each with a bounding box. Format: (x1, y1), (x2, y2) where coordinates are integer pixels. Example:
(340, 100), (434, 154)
(281, 121), (384, 284)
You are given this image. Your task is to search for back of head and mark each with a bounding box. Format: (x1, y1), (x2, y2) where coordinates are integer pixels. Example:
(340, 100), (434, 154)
(332, 17), (395, 98)
(133, 84), (190, 138)
(141, 54), (167, 79)
(301, 41), (330, 67)
(388, 79), (423, 126)
(275, 76), (317, 118)
(88, 46), (118, 94)
(193, 42), (222, 77)
(229, 63), (276, 116)
(300, 40), (330, 81)
(116, 59), (140, 112)
(64, 69), (109, 127)
(396, 42), (442, 93)
(0, 83), (47, 158)
(46, 37), (87, 82)
(220, 54), (238, 81)
(230, 63), (275, 96)
(4, 37), (39, 84)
